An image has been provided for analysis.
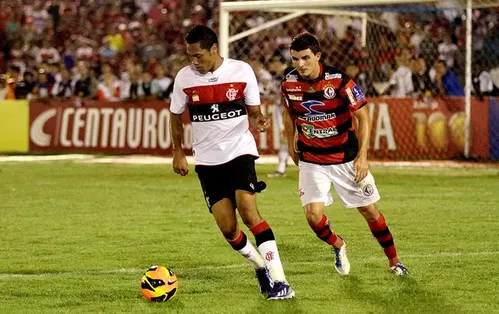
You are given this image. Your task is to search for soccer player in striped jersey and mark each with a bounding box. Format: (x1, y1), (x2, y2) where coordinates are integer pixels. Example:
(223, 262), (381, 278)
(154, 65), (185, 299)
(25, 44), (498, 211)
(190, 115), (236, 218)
(170, 25), (294, 299)
(281, 32), (407, 276)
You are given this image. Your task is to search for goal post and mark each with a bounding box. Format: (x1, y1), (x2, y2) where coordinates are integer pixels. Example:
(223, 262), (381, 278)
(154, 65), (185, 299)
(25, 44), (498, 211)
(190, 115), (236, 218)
(219, 0), (437, 58)
(219, 0), (499, 161)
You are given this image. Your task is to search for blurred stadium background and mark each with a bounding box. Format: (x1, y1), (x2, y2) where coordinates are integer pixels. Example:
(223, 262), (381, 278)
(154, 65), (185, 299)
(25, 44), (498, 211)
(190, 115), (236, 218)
(0, 0), (498, 161)
(0, 0), (499, 161)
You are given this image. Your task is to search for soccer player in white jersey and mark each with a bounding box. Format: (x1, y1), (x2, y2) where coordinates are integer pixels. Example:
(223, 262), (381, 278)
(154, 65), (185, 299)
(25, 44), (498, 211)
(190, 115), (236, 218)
(170, 25), (294, 300)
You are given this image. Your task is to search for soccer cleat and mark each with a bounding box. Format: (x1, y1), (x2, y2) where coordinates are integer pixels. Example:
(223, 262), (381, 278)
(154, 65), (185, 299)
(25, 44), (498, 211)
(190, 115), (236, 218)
(267, 281), (295, 300)
(333, 240), (350, 275)
(255, 267), (273, 295)
(267, 171), (286, 178)
(390, 263), (408, 276)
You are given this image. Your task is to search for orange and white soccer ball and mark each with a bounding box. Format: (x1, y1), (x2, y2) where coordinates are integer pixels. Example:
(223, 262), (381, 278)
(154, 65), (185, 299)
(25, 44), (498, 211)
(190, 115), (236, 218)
(140, 265), (178, 302)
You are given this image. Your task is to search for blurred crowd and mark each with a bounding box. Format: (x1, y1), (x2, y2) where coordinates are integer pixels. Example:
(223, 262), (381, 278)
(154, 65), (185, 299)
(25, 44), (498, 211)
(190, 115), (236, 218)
(0, 0), (498, 102)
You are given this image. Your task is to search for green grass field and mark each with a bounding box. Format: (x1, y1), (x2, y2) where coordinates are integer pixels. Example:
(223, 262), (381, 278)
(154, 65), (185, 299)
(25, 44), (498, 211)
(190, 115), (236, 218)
(1, 162), (498, 314)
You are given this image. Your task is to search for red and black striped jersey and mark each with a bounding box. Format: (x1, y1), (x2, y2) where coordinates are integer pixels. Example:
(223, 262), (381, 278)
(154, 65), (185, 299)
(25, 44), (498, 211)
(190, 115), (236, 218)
(281, 64), (367, 165)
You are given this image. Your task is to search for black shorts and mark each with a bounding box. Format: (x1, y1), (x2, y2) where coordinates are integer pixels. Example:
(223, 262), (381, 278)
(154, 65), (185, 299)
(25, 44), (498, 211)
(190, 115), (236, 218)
(195, 154), (265, 212)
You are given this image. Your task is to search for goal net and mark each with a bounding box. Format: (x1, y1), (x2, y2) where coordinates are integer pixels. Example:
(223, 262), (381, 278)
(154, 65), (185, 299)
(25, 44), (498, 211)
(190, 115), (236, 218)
(220, 0), (499, 161)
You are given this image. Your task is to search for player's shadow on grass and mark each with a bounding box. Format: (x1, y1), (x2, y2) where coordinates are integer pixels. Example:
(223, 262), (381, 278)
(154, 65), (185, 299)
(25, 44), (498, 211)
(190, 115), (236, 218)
(249, 297), (305, 314)
(339, 274), (463, 314)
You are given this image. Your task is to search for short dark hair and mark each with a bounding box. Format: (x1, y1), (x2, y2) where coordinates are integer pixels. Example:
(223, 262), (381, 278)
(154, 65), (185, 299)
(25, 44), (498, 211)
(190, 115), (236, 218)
(290, 32), (320, 54)
(436, 59), (447, 67)
(185, 25), (218, 50)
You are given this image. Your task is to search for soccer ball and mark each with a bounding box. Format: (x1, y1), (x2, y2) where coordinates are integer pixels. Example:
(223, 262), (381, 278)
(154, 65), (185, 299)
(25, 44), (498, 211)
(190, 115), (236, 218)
(140, 265), (178, 302)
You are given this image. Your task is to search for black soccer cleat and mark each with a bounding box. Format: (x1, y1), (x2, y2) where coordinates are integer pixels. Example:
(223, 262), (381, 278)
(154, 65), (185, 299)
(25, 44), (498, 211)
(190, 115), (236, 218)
(255, 267), (273, 296)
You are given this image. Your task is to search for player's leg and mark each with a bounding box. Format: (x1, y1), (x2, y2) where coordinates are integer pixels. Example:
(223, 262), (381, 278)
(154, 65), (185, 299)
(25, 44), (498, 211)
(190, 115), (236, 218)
(329, 161), (407, 275)
(195, 164), (268, 286)
(277, 143), (289, 174)
(357, 203), (407, 275)
(268, 107), (288, 178)
(233, 155), (294, 300)
(268, 143), (288, 178)
(299, 161), (350, 275)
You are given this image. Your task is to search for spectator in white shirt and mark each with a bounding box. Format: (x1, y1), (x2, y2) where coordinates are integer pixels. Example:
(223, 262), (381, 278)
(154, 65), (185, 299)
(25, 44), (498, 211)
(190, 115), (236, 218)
(151, 64), (172, 100)
(438, 34), (458, 69)
(387, 48), (414, 97)
(36, 41), (61, 64)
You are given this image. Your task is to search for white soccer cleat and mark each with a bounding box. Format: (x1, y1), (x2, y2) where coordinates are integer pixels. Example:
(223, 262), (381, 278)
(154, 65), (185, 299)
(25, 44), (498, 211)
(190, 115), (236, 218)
(267, 171), (286, 178)
(333, 241), (350, 275)
(267, 281), (295, 300)
(390, 263), (408, 276)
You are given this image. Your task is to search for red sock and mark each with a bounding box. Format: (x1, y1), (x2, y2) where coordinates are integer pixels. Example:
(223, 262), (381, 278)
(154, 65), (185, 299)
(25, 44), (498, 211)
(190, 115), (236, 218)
(310, 215), (341, 248)
(250, 221), (275, 247)
(226, 231), (247, 251)
(368, 213), (399, 266)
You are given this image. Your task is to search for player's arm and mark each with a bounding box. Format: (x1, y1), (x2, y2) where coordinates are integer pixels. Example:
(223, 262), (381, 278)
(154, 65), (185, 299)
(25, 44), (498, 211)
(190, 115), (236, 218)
(282, 106), (299, 166)
(169, 74), (189, 176)
(247, 105), (269, 131)
(353, 106), (371, 182)
(342, 78), (370, 183)
(170, 113), (188, 173)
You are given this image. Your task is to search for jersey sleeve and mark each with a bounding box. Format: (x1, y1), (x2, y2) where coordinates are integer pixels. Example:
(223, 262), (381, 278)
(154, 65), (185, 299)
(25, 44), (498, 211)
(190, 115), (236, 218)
(280, 83), (293, 113)
(242, 63), (261, 106)
(340, 78), (367, 111)
(169, 69), (188, 114)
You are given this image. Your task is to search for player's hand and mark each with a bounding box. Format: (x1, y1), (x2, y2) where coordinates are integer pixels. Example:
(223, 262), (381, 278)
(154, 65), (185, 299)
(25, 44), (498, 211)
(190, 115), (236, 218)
(254, 114), (270, 132)
(353, 154), (369, 183)
(172, 150), (189, 176)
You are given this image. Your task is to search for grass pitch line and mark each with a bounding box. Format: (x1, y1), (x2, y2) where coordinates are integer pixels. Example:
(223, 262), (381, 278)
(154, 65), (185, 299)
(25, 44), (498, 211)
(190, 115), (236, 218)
(1, 251), (498, 279)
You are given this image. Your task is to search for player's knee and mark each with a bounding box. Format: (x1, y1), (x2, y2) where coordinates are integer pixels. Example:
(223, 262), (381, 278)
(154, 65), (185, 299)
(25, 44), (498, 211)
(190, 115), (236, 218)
(239, 209), (263, 228)
(357, 204), (379, 221)
(303, 204), (324, 225)
(219, 224), (238, 239)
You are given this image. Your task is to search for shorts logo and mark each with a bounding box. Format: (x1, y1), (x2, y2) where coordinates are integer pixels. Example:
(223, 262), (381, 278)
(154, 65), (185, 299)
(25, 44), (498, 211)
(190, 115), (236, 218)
(299, 188), (304, 197)
(208, 77), (218, 83)
(249, 183), (255, 191)
(205, 196), (210, 206)
(226, 88), (238, 101)
(362, 184), (374, 196)
(323, 86), (335, 99)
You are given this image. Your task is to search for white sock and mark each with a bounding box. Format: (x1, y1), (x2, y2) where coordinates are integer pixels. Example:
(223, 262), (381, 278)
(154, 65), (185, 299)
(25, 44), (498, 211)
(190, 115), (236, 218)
(277, 145), (288, 173)
(257, 240), (286, 282)
(237, 239), (266, 269)
(228, 232), (266, 269)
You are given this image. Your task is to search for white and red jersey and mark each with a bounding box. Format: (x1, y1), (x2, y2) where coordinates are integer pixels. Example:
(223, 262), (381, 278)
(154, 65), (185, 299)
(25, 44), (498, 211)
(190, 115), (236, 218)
(170, 58), (261, 166)
(281, 64), (367, 165)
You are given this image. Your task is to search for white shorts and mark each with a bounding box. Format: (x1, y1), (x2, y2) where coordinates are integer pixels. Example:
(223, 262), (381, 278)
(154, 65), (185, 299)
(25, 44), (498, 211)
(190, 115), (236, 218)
(298, 160), (381, 208)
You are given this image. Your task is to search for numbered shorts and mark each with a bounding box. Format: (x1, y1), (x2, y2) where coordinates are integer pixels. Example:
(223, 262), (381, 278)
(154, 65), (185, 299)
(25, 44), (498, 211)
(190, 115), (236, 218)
(298, 160), (381, 208)
(195, 154), (260, 212)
